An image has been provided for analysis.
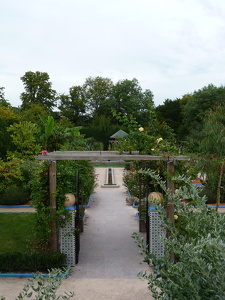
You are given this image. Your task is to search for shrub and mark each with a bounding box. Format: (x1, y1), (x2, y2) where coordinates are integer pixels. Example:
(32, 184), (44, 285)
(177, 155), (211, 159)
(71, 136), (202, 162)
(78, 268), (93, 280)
(134, 169), (225, 299)
(123, 171), (146, 198)
(30, 160), (96, 250)
(0, 185), (29, 205)
(0, 159), (23, 193)
(0, 251), (67, 272)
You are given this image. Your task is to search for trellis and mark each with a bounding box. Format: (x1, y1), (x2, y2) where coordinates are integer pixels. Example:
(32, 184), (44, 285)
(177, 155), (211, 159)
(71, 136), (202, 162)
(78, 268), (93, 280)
(35, 151), (190, 252)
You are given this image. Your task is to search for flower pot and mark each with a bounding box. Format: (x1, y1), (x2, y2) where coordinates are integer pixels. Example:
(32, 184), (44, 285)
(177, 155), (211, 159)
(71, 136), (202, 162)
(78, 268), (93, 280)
(64, 193), (76, 207)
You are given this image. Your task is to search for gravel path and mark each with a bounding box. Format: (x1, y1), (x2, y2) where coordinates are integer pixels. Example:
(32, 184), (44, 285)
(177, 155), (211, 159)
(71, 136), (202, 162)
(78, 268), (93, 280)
(0, 167), (153, 300)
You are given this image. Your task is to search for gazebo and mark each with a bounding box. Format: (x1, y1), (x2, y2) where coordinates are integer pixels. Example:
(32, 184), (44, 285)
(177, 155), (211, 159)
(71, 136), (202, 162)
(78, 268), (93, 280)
(109, 129), (128, 148)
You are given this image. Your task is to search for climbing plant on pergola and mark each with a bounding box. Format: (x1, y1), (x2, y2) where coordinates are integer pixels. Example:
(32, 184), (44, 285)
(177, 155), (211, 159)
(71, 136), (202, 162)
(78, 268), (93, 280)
(35, 151), (190, 252)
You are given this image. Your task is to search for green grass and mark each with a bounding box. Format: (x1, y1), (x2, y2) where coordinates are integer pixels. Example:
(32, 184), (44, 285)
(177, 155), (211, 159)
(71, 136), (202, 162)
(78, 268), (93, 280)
(0, 213), (36, 253)
(91, 163), (126, 167)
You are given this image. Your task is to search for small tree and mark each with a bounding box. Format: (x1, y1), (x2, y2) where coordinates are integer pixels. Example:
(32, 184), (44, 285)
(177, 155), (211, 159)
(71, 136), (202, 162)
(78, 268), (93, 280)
(7, 121), (41, 159)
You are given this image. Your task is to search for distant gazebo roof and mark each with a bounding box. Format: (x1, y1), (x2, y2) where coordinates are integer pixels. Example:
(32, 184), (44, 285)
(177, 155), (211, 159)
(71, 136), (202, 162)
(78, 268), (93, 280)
(110, 129), (128, 139)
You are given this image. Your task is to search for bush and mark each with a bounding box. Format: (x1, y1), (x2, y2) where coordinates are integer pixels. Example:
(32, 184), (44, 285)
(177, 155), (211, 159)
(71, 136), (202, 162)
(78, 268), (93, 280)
(134, 169), (225, 299)
(0, 186), (29, 205)
(30, 160), (96, 250)
(0, 251), (67, 272)
(0, 160), (23, 194)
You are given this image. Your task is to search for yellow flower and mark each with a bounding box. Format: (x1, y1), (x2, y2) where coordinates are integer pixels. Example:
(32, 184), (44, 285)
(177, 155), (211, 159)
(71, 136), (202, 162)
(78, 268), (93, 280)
(138, 127), (144, 132)
(157, 137), (163, 143)
(151, 148), (155, 151)
(174, 215), (178, 220)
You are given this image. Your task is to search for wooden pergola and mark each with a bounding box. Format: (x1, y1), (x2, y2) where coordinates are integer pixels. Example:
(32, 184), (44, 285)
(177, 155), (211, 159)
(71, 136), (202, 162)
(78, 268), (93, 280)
(35, 151), (190, 251)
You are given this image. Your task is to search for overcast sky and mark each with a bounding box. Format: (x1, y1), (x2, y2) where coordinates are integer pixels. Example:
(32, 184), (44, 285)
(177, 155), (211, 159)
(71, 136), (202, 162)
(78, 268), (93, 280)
(1, 0), (225, 107)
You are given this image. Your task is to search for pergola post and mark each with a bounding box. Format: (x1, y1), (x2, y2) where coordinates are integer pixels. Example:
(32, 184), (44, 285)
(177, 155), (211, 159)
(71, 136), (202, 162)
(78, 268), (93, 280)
(49, 160), (58, 251)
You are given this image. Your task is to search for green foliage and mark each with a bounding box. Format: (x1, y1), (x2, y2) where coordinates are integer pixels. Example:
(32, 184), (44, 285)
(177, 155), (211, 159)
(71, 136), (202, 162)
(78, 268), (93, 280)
(156, 98), (182, 135)
(83, 76), (114, 117)
(7, 121), (41, 159)
(0, 87), (9, 106)
(20, 71), (57, 110)
(0, 185), (29, 205)
(20, 103), (50, 126)
(0, 159), (39, 204)
(123, 171), (147, 198)
(112, 112), (155, 154)
(40, 115), (55, 141)
(30, 160), (96, 250)
(112, 111), (179, 155)
(196, 105), (225, 202)
(56, 160), (96, 205)
(0, 160), (23, 193)
(38, 115), (90, 152)
(58, 85), (86, 125)
(112, 78), (154, 127)
(0, 104), (20, 159)
(0, 252), (67, 272)
(59, 126), (90, 151)
(182, 84), (225, 136)
(200, 105), (225, 157)
(134, 169), (225, 299)
(82, 115), (120, 150)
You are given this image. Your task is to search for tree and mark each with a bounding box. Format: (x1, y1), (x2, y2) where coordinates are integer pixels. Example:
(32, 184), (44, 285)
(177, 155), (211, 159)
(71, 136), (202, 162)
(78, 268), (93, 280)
(82, 76), (114, 117)
(112, 78), (142, 114)
(0, 105), (20, 159)
(19, 103), (50, 126)
(82, 115), (120, 150)
(0, 87), (9, 107)
(7, 121), (41, 159)
(58, 85), (87, 125)
(156, 98), (182, 134)
(112, 78), (154, 127)
(182, 84), (225, 135)
(20, 71), (57, 110)
(197, 105), (225, 204)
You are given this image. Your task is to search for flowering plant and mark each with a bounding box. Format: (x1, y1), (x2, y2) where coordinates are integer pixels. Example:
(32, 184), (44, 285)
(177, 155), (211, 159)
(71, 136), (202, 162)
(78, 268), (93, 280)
(30, 160), (96, 251)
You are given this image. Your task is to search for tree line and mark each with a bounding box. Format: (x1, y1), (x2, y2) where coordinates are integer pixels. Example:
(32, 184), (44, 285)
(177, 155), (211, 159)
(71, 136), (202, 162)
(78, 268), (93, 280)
(1, 71), (225, 157)
(1, 70), (225, 202)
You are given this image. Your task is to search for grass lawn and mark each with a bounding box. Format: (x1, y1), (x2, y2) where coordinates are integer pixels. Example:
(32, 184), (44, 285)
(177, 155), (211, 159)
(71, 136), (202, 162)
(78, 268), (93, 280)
(91, 163), (126, 167)
(0, 213), (36, 253)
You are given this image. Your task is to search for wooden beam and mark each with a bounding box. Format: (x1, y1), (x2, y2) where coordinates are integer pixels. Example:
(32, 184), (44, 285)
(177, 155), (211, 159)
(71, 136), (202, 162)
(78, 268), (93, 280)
(49, 160), (58, 251)
(35, 151), (190, 162)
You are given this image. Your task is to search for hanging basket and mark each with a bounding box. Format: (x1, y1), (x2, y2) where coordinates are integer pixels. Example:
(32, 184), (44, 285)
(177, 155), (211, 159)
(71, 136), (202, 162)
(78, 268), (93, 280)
(64, 193), (76, 207)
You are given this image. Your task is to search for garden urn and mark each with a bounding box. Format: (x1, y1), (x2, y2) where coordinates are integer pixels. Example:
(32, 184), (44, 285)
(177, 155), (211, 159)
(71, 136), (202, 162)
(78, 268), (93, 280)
(148, 192), (163, 205)
(64, 193), (76, 207)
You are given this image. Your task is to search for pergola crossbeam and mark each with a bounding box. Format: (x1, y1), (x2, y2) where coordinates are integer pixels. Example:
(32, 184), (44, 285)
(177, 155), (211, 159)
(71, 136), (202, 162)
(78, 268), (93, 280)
(35, 151), (190, 162)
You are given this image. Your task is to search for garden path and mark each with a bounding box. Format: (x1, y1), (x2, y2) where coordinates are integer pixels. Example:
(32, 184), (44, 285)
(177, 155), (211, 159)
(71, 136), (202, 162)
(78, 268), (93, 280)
(0, 167), (153, 299)
(71, 167), (150, 279)
(62, 166), (153, 299)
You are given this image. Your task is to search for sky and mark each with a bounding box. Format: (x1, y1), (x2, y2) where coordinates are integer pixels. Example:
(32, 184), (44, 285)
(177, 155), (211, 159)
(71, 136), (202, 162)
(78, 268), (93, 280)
(1, 0), (225, 107)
